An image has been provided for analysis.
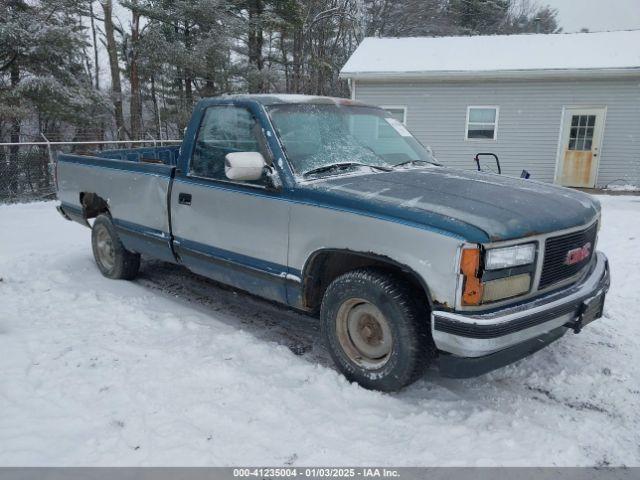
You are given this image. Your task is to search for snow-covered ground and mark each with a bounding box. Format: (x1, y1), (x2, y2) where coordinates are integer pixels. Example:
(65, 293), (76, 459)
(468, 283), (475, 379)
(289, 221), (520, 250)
(0, 197), (638, 466)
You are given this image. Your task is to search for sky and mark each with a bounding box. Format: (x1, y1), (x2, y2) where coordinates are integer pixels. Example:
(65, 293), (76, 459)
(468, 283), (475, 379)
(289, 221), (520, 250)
(544, 0), (640, 33)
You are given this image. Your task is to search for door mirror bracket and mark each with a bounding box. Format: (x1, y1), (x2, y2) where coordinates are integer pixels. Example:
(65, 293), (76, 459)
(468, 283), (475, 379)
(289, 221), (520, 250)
(264, 164), (283, 191)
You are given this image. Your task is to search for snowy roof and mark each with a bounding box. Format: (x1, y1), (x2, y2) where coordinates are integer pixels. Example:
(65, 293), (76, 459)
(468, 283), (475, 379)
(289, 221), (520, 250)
(220, 93), (368, 106)
(340, 31), (640, 80)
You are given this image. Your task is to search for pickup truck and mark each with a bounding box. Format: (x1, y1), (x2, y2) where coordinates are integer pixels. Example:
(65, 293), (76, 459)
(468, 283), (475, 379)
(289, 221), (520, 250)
(56, 94), (610, 391)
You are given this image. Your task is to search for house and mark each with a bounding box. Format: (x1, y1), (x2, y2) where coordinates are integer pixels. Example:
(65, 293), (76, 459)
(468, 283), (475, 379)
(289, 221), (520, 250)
(340, 31), (640, 189)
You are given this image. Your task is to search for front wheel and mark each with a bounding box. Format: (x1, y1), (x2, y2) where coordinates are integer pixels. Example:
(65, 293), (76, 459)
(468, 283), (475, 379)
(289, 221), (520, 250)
(320, 268), (434, 392)
(91, 214), (140, 280)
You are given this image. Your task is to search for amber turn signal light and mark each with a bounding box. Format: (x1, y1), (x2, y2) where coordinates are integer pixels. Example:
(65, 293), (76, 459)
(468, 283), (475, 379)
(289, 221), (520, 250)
(461, 248), (483, 306)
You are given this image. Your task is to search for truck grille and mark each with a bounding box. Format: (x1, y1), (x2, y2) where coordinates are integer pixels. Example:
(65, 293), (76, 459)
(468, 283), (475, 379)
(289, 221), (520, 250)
(539, 222), (597, 289)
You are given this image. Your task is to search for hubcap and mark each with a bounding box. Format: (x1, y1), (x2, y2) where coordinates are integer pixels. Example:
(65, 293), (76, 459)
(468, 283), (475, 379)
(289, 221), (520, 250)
(95, 225), (115, 271)
(336, 298), (393, 369)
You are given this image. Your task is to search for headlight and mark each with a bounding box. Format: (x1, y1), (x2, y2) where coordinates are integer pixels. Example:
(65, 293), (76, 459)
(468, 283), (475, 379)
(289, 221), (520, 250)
(485, 243), (536, 270)
(460, 244), (536, 306)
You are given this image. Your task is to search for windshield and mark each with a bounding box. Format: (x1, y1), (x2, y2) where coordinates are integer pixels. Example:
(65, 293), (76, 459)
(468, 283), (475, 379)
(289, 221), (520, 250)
(266, 103), (437, 177)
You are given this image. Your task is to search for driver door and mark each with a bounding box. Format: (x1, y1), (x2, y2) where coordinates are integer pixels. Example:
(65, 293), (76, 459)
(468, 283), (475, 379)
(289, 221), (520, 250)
(171, 105), (290, 303)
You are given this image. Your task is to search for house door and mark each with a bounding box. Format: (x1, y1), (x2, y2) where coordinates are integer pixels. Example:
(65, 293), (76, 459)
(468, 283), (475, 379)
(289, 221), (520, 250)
(556, 107), (605, 188)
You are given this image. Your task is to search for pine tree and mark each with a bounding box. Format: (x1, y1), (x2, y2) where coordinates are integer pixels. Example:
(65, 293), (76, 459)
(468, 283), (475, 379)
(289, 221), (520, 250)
(0, 0), (109, 197)
(0, 0), (109, 138)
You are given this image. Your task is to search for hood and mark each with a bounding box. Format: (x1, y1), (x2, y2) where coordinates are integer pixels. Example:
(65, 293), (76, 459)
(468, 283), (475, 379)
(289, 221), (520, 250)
(299, 166), (600, 243)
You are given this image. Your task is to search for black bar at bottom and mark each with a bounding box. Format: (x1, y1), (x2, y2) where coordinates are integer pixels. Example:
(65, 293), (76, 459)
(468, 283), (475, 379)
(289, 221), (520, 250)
(0, 467), (638, 480)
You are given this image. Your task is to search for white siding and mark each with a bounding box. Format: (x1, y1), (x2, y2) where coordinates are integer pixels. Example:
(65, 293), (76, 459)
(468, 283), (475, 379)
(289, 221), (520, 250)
(354, 78), (640, 187)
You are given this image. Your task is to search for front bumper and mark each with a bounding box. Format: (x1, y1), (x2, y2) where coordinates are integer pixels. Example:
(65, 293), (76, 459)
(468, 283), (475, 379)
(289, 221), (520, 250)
(432, 251), (610, 375)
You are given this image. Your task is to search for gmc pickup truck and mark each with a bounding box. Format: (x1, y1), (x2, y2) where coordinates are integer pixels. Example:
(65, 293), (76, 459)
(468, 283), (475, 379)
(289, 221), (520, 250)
(56, 95), (610, 391)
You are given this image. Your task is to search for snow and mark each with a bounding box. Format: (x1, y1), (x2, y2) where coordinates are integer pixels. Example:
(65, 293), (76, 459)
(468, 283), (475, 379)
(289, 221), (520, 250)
(605, 184), (640, 192)
(340, 31), (640, 77)
(1, 198), (639, 466)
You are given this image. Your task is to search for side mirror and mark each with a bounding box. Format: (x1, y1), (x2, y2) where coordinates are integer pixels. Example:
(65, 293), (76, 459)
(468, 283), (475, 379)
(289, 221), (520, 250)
(225, 152), (267, 181)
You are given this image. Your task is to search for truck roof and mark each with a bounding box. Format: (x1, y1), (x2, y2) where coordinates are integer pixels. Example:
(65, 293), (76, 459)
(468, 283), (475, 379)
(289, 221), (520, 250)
(215, 93), (370, 107)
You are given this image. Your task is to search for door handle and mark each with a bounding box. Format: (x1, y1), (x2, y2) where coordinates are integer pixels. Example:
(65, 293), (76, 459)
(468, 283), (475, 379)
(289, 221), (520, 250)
(178, 192), (192, 206)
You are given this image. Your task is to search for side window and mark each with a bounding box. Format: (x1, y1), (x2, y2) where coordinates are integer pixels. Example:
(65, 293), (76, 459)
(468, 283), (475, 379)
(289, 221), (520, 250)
(190, 106), (261, 181)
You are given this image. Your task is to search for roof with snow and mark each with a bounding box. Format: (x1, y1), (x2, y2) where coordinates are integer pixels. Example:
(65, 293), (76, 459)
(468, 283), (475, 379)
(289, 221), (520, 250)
(340, 31), (640, 80)
(218, 93), (369, 106)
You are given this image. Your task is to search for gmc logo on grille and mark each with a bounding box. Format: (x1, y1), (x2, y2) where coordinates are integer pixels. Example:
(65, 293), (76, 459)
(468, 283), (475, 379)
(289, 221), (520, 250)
(564, 242), (592, 265)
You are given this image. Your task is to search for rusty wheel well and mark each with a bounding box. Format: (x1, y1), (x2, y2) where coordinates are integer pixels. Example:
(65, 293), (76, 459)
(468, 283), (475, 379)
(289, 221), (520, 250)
(302, 250), (432, 314)
(79, 192), (110, 219)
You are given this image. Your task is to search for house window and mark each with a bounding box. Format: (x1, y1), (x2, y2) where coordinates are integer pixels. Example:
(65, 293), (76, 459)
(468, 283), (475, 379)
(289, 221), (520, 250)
(378, 106), (407, 138)
(381, 106), (407, 124)
(466, 106), (499, 140)
(568, 114), (596, 150)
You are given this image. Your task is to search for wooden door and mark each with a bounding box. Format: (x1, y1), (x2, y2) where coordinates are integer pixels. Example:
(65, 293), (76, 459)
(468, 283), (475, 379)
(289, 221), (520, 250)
(556, 107), (605, 188)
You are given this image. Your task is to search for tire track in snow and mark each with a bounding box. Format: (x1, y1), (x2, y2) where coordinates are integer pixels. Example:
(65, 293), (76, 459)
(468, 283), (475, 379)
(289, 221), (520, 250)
(135, 259), (330, 366)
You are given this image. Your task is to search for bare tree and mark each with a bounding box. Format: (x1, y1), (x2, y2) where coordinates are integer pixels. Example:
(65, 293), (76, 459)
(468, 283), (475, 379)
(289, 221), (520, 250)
(89, 1), (101, 90)
(101, 0), (126, 139)
(128, 0), (143, 139)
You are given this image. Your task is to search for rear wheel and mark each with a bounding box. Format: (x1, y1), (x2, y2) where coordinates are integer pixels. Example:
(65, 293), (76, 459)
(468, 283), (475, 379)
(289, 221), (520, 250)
(320, 268), (434, 391)
(91, 214), (140, 280)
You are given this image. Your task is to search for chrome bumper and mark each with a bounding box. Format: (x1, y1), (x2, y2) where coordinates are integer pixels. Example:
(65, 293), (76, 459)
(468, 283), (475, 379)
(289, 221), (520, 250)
(432, 252), (610, 358)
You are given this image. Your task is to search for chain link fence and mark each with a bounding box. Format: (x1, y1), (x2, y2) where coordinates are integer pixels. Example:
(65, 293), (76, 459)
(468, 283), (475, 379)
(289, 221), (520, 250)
(0, 143), (55, 203)
(0, 140), (179, 204)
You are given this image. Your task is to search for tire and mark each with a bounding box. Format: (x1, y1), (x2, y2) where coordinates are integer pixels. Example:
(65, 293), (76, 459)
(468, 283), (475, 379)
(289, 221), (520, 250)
(320, 268), (434, 392)
(91, 214), (140, 280)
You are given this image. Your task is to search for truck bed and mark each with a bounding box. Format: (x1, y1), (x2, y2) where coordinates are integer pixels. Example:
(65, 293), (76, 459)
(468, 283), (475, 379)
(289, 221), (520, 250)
(56, 146), (179, 263)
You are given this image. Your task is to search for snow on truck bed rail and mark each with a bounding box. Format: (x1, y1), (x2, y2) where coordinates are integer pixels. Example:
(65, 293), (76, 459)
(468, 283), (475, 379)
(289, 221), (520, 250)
(340, 31), (640, 77)
(0, 198), (639, 466)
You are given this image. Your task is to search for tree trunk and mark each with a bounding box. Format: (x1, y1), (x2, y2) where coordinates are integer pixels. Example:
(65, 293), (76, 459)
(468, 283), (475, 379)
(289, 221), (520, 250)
(184, 21), (193, 107)
(150, 75), (161, 140)
(101, 0), (126, 140)
(129, 1), (142, 140)
(247, 0), (265, 93)
(291, 25), (303, 93)
(89, 1), (100, 90)
(7, 60), (21, 195)
(279, 30), (290, 92)
(9, 61), (20, 159)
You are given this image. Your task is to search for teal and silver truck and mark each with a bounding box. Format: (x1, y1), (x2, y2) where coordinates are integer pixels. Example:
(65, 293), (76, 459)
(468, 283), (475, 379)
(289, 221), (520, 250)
(55, 95), (610, 391)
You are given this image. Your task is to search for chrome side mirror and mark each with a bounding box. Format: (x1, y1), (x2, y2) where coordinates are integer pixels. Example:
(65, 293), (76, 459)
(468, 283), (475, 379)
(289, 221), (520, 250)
(225, 152), (267, 181)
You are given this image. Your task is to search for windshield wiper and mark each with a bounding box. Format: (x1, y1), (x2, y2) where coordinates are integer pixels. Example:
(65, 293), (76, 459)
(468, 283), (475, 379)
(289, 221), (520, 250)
(303, 162), (392, 178)
(392, 159), (435, 168)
